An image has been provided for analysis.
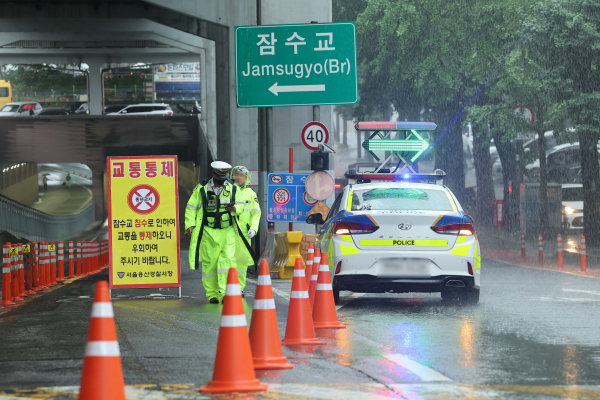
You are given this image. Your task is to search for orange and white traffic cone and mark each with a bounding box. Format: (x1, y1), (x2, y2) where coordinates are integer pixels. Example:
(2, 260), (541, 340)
(312, 252), (345, 329)
(78, 281), (126, 400)
(249, 260), (293, 370)
(282, 257), (326, 346)
(305, 243), (315, 288)
(200, 267), (267, 393)
(308, 248), (320, 309)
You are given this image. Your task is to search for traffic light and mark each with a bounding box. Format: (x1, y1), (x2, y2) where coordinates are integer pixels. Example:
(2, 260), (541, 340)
(311, 151), (329, 171)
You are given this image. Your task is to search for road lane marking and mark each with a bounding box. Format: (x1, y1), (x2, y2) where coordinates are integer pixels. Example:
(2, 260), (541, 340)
(336, 293), (365, 310)
(385, 354), (452, 382)
(487, 257), (600, 279)
(563, 288), (600, 296)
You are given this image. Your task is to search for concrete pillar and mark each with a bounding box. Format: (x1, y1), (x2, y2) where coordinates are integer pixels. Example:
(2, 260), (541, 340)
(86, 59), (104, 116)
(92, 170), (105, 221)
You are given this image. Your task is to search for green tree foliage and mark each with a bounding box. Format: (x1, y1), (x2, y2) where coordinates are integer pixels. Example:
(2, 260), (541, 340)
(524, 0), (600, 243)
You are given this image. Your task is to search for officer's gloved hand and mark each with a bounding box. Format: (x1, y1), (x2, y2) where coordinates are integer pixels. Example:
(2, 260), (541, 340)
(248, 229), (256, 239)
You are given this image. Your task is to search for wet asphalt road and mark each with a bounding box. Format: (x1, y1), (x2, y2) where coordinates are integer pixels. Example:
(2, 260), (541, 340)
(1, 255), (600, 397)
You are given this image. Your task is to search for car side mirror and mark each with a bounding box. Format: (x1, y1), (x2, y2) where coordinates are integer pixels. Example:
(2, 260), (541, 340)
(306, 213), (324, 225)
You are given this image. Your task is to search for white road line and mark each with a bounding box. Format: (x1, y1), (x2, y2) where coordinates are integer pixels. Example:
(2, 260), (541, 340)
(336, 293), (365, 310)
(246, 279), (451, 383)
(384, 354), (452, 382)
(563, 288), (600, 296)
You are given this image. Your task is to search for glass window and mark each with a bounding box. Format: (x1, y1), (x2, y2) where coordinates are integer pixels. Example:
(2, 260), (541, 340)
(350, 188), (455, 211)
(0, 104), (19, 112)
(326, 191), (344, 220)
(562, 187), (583, 202)
(0, 88), (8, 97)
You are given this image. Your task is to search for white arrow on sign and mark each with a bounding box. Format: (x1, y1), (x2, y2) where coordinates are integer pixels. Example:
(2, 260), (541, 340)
(268, 82), (326, 96)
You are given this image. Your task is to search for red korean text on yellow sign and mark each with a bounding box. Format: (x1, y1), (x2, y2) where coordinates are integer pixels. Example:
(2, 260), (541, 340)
(107, 156), (180, 289)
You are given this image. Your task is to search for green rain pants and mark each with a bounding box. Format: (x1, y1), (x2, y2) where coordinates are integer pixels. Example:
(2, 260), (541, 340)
(199, 225), (236, 302)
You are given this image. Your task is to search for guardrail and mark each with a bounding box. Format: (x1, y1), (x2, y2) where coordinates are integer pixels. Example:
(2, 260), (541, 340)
(0, 193), (95, 243)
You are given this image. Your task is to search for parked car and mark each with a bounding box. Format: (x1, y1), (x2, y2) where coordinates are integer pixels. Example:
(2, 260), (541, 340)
(562, 183), (583, 230)
(74, 103), (88, 114)
(0, 102), (42, 116)
(38, 109), (69, 116)
(106, 103), (173, 116)
(62, 101), (86, 114)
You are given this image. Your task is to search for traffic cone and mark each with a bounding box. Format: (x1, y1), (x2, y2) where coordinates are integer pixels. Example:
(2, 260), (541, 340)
(249, 260), (293, 370)
(313, 252), (345, 329)
(305, 243), (314, 288)
(282, 257), (326, 346)
(200, 267), (267, 393)
(79, 281), (126, 400)
(308, 248), (320, 309)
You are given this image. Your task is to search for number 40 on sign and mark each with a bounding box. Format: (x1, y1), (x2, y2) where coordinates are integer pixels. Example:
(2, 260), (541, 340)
(301, 121), (329, 151)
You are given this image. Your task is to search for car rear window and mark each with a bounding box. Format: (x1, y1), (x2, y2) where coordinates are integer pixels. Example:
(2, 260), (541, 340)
(350, 188), (455, 211)
(153, 106), (166, 111)
(0, 88), (8, 97)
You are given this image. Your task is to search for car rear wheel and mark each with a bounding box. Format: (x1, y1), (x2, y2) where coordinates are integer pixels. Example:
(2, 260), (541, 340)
(441, 287), (479, 305)
(333, 287), (340, 305)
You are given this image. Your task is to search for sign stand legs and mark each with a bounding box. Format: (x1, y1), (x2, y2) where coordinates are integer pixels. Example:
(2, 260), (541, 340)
(179, 286), (182, 298)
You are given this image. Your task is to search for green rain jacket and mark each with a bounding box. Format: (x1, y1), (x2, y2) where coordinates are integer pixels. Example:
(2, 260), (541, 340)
(231, 167), (261, 264)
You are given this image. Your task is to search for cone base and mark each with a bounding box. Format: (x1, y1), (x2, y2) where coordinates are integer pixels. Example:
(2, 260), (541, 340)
(199, 380), (267, 393)
(1, 300), (16, 306)
(314, 321), (346, 329)
(281, 337), (326, 346)
(253, 356), (294, 370)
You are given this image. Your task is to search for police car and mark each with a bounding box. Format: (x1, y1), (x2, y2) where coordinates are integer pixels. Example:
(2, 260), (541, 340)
(306, 169), (480, 305)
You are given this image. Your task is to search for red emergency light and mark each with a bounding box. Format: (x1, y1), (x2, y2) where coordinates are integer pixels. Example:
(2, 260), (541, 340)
(355, 122), (396, 130)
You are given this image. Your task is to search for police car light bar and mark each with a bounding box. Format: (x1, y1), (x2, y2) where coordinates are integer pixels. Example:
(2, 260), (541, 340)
(355, 121), (437, 131)
(345, 169), (446, 182)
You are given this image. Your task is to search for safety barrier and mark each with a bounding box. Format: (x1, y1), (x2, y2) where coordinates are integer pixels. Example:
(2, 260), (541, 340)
(300, 234), (318, 264)
(0, 193), (95, 243)
(0, 239), (109, 308)
(259, 231), (304, 279)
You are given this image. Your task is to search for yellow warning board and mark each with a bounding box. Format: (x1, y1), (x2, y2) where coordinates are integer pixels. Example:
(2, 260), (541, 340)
(22, 244), (30, 253)
(107, 156), (180, 289)
(48, 244), (56, 251)
(9, 247), (17, 257)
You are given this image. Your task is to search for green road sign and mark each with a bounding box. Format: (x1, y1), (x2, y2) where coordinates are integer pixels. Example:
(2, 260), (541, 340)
(235, 22), (358, 108)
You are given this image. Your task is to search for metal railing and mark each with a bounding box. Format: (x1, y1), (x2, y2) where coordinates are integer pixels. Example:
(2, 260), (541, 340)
(0, 193), (95, 243)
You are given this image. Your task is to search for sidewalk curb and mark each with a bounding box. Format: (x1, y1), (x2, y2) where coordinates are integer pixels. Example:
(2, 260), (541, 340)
(0, 267), (108, 315)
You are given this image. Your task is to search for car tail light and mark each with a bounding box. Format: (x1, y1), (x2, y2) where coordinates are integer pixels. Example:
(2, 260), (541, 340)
(333, 221), (379, 235)
(467, 262), (473, 276)
(431, 222), (474, 236)
(167, 111), (172, 115)
(335, 261), (342, 274)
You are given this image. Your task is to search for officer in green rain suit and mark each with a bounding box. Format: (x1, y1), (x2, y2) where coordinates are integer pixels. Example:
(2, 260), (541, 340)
(230, 166), (261, 292)
(185, 161), (239, 303)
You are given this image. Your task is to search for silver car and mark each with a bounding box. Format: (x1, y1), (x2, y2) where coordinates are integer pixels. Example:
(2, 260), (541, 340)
(0, 102), (43, 116)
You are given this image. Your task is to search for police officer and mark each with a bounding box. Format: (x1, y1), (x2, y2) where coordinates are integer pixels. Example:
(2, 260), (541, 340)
(185, 161), (238, 303)
(230, 166), (261, 292)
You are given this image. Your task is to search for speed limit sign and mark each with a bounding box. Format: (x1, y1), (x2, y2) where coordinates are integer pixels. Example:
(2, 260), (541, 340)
(301, 121), (329, 151)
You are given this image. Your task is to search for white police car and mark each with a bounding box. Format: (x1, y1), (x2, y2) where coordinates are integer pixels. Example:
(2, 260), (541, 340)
(306, 170), (480, 305)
